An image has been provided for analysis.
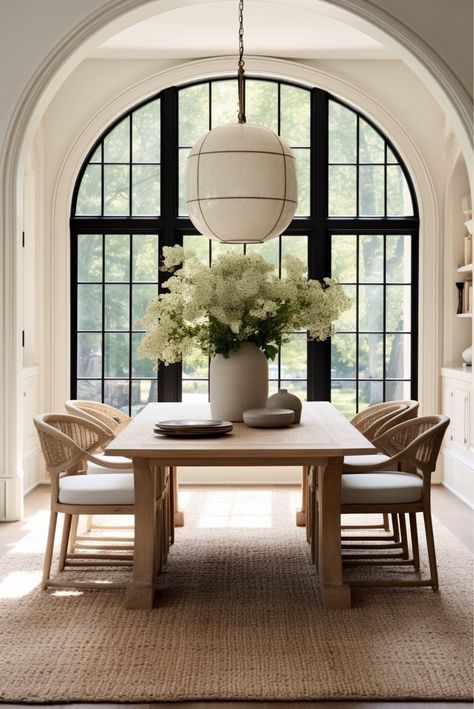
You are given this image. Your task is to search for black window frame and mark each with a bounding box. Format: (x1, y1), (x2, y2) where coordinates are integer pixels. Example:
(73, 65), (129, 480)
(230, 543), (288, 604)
(70, 79), (419, 414)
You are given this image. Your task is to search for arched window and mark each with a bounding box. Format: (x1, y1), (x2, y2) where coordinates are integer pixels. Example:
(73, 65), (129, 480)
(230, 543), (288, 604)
(71, 78), (418, 417)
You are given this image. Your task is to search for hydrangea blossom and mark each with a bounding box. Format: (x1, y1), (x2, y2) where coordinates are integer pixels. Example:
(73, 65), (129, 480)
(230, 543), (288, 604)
(139, 245), (351, 365)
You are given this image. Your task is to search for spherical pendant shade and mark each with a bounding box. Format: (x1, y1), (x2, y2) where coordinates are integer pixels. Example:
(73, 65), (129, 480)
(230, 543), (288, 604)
(185, 123), (298, 243)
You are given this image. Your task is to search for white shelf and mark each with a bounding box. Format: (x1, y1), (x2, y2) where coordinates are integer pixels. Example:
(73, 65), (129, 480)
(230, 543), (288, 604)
(457, 263), (473, 273)
(457, 313), (472, 317)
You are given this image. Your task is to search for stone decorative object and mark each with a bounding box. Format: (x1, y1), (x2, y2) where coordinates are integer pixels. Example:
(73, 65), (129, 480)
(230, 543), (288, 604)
(243, 408), (295, 428)
(266, 388), (303, 423)
(462, 345), (472, 366)
(209, 342), (268, 422)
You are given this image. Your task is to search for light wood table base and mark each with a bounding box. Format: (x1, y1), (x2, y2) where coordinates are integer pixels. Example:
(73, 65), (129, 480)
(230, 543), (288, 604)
(296, 465), (308, 527)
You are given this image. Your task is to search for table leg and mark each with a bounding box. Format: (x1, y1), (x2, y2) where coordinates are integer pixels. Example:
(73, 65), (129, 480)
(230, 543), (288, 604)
(172, 466), (184, 527)
(317, 457), (351, 609)
(125, 458), (158, 610)
(296, 465), (308, 527)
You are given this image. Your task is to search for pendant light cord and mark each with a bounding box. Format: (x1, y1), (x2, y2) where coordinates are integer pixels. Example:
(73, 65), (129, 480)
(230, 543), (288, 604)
(238, 0), (246, 124)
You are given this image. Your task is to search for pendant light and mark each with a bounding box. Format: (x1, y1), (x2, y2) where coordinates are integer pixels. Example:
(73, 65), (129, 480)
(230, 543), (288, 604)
(184, 0), (298, 244)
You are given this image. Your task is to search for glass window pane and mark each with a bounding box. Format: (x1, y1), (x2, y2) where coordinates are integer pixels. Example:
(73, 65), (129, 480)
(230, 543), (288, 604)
(386, 235), (411, 283)
(105, 234), (130, 282)
(359, 235), (383, 282)
(331, 334), (356, 378)
(245, 80), (278, 132)
(386, 285), (411, 331)
(279, 380), (307, 401)
(77, 333), (102, 378)
(268, 353), (279, 380)
(329, 101), (356, 163)
(133, 234), (158, 282)
(328, 165), (356, 216)
(132, 165), (160, 216)
(387, 165), (413, 216)
(132, 284), (157, 328)
(182, 380), (209, 402)
(104, 117), (129, 163)
(386, 380), (411, 401)
(183, 234), (210, 264)
(104, 379), (129, 413)
(78, 234), (102, 282)
(294, 149), (310, 216)
(132, 99), (160, 163)
(359, 333), (383, 378)
(183, 347), (208, 379)
(359, 381), (383, 409)
(386, 334), (411, 379)
(132, 333), (156, 377)
(179, 147), (190, 216)
(179, 83), (209, 146)
(105, 284), (129, 331)
(280, 334), (307, 379)
(359, 165), (384, 216)
(268, 380), (279, 396)
(131, 379), (157, 415)
(386, 147), (398, 164)
(359, 285), (383, 331)
(89, 145), (102, 163)
(280, 84), (310, 147)
(104, 165), (129, 216)
(105, 333), (129, 377)
(331, 381), (356, 419)
(332, 235), (356, 283)
(281, 235), (307, 269)
(247, 238), (279, 273)
(77, 379), (102, 401)
(211, 80), (238, 127)
(76, 164), (101, 216)
(334, 284), (356, 332)
(211, 242), (244, 261)
(78, 284), (102, 330)
(359, 119), (384, 163)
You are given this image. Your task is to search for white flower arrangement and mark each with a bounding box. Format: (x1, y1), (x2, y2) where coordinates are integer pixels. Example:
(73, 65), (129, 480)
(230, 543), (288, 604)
(139, 245), (351, 364)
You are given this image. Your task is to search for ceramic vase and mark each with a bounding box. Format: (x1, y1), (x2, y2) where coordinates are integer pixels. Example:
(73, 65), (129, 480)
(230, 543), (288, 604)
(266, 388), (302, 423)
(209, 342), (268, 421)
(462, 345), (472, 366)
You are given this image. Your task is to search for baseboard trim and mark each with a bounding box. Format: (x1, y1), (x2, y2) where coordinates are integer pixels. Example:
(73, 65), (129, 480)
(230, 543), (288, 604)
(442, 481), (474, 509)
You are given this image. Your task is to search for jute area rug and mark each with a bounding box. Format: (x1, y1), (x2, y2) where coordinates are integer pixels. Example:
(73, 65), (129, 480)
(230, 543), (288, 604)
(0, 487), (472, 702)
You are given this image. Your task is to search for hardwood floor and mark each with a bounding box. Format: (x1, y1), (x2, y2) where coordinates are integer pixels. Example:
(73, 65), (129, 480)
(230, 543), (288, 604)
(0, 484), (472, 708)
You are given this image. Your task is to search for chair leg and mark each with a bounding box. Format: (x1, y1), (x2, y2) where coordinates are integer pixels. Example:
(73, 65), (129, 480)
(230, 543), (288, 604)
(42, 511), (58, 589)
(399, 513), (409, 559)
(85, 514), (93, 532)
(383, 512), (390, 531)
(169, 466), (175, 545)
(155, 499), (163, 576)
(409, 512), (420, 571)
(59, 514), (72, 571)
(423, 506), (439, 591)
(68, 514), (79, 553)
(391, 513), (400, 542)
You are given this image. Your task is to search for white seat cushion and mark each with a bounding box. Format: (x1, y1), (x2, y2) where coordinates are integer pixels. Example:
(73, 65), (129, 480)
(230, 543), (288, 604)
(342, 472), (422, 505)
(59, 473), (134, 505)
(87, 456), (133, 475)
(343, 453), (397, 472)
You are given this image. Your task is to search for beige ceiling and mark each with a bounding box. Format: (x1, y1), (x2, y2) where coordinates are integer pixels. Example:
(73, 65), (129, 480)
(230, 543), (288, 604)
(91, 0), (392, 59)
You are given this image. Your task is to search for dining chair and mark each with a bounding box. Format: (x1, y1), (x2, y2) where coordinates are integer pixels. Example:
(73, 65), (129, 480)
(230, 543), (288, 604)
(64, 399), (177, 544)
(343, 400), (419, 535)
(34, 413), (170, 590)
(308, 415), (449, 590)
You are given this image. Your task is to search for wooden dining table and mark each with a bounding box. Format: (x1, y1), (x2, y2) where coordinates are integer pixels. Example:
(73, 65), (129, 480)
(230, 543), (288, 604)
(105, 401), (375, 610)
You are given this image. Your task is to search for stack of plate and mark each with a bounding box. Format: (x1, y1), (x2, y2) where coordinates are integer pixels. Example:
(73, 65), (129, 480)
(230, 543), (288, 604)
(154, 419), (233, 437)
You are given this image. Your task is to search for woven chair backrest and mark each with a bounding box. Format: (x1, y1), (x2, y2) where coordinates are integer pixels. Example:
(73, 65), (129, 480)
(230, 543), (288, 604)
(66, 400), (131, 434)
(373, 415), (449, 476)
(372, 400), (419, 438)
(34, 413), (113, 475)
(65, 401), (115, 435)
(350, 401), (416, 443)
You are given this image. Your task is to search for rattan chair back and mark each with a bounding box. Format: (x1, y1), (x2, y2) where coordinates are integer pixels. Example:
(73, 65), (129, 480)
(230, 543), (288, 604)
(350, 400), (418, 443)
(65, 400), (131, 434)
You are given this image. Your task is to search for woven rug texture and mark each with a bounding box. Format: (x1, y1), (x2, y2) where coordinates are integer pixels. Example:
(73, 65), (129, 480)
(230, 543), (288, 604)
(0, 487), (472, 702)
